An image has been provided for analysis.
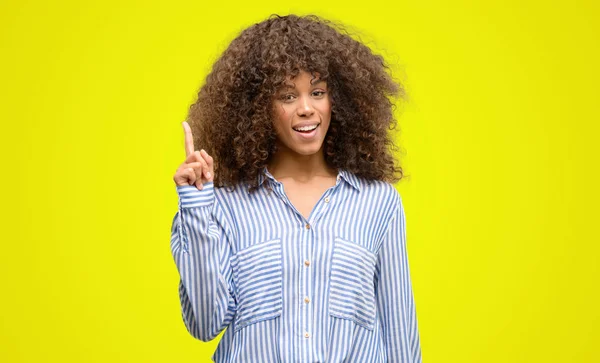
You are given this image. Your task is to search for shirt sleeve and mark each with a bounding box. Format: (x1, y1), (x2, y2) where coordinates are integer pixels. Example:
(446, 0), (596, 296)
(170, 182), (237, 342)
(375, 191), (422, 362)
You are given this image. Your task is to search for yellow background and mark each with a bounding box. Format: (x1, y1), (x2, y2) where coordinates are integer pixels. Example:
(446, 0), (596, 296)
(1, 0), (598, 362)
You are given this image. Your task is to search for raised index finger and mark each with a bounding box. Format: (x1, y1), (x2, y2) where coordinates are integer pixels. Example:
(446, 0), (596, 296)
(182, 121), (195, 157)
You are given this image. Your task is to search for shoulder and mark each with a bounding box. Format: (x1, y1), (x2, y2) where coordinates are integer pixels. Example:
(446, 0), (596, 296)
(341, 171), (403, 225)
(212, 181), (264, 215)
(350, 171), (402, 205)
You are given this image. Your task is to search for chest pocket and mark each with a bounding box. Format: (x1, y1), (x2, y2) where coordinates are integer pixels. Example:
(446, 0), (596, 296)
(230, 238), (283, 333)
(328, 236), (378, 330)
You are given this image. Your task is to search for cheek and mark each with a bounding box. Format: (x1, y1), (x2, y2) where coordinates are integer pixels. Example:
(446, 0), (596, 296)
(274, 104), (291, 125)
(318, 101), (332, 118)
(271, 105), (289, 136)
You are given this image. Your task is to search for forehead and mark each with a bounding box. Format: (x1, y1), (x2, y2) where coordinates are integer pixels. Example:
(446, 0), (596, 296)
(281, 72), (326, 88)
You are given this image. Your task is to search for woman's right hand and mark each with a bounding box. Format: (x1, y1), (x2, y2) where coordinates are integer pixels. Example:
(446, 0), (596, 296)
(173, 121), (214, 190)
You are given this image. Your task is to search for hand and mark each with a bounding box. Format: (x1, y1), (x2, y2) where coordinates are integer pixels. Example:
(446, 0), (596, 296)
(173, 121), (215, 190)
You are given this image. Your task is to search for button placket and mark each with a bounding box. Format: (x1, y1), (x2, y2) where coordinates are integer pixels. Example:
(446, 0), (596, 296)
(313, 187), (336, 224)
(301, 217), (313, 345)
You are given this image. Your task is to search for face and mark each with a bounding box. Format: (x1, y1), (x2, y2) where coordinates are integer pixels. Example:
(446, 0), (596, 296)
(271, 70), (332, 157)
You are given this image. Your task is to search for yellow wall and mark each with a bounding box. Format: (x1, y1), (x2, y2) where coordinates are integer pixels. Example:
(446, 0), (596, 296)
(1, 0), (598, 362)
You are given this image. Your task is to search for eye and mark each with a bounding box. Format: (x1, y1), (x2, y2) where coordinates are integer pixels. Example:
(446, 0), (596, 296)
(312, 90), (326, 97)
(279, 94), (296, 102)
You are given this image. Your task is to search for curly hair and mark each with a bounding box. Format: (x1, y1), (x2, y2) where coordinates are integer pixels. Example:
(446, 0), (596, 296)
(186, 14), (406, 192)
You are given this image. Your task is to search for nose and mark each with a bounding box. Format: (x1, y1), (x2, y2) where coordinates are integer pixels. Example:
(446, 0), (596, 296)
(296, 95), (315, 117)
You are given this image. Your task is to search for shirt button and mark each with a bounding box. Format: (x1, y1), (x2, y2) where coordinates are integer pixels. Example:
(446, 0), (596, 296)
(304, 296), (310, 303)
(304, 259), (310, 267)
(324, 197), (330, 203)
(304, 332), (310, 338)
(305, 223), (310, 230)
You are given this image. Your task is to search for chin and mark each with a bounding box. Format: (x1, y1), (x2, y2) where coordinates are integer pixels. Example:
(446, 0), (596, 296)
(293, 146), (323, 156)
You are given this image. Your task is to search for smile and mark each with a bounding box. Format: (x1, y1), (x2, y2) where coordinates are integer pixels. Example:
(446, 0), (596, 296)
(292, 123), (320, 139)
(292, 123), (320, 133)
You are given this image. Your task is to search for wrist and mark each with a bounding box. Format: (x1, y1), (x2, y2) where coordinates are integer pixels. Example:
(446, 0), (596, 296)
(176, 182), (215, 208)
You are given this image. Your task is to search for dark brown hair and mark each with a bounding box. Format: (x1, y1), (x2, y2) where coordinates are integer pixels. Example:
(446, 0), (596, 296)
(187, 14), (406, 192)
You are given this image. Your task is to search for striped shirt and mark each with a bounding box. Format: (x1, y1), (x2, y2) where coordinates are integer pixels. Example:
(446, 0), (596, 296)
(170, 167), (422, 362)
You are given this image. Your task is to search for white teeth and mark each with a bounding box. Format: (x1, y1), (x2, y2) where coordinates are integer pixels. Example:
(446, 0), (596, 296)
(294, 124), (318, 132)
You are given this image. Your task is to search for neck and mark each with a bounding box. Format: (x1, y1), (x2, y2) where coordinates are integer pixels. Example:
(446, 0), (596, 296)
(267, 145), (337, 182)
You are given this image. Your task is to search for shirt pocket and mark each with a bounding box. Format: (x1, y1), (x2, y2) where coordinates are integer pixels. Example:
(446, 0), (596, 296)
(230, 238), (283, 333)
(328, 236), (378, 331)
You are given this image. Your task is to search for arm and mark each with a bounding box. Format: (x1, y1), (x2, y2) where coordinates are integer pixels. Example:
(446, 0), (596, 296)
(170, 182), (236, 342)
(375, 191), (422, 362)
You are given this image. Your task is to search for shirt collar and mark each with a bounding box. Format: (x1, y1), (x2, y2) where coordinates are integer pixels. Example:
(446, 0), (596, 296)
(257, 166), (361, 192)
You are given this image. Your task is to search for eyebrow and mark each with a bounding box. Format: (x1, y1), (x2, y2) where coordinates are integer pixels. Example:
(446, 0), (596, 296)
(281, 79), (327, 89)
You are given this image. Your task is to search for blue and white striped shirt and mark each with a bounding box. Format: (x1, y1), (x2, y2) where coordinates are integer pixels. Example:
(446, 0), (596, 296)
(170, 167), (422, 362)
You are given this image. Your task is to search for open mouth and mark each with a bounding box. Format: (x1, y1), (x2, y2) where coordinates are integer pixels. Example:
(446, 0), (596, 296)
(292, 123), (320, 133)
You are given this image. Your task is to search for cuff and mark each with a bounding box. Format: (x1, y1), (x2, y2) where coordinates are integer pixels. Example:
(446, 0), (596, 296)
(176, 183), (215, 208)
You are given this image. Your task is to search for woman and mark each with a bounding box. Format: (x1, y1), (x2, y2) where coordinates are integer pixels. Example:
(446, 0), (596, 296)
(171, 14), (422, 362)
